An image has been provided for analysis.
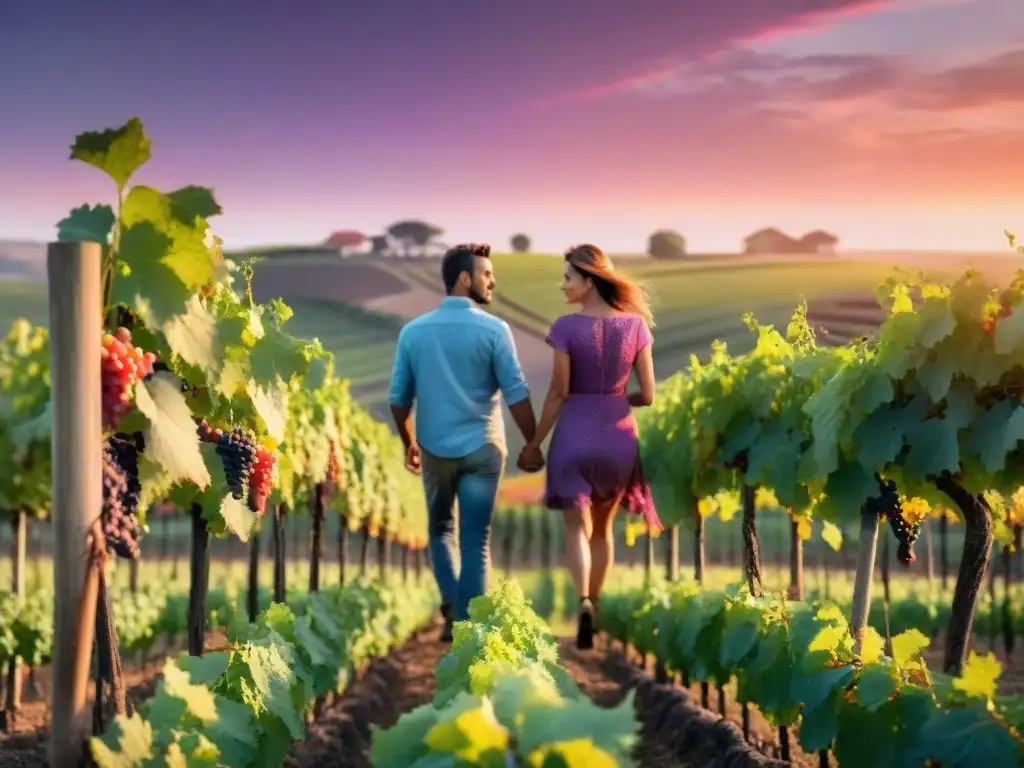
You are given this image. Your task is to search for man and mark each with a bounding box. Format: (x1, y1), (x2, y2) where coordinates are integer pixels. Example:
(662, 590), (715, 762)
(388, 243), (542, 641)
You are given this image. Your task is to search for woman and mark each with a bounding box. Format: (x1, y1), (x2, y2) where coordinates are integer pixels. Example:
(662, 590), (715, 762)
(518, 244), (661, 650)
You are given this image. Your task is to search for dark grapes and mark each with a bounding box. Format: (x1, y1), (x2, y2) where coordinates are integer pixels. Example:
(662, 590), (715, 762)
(216, 426), (258, 500)
(866, 475), (920, 566)
(101, 435), (143, 559)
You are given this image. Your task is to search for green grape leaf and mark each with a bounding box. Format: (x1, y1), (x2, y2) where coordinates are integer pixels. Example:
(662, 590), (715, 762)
(162, 296), (219, 375)
(167, 186), (223, 223)
(56, 204), (115, 244)
(216, 494), (254, 542)
(371, 703), (442, 767)
(112, 222), (195, 328)
(913, 703), (1021, 766)
(797, 692), (839, 752)
(904, 417), (960, 479)
(161, 659), (219, 724)
(791, 665), (854, 713)
(994, 305), (1024, 354)
(249, 323), (309, 386)
(176, 650), (230, 686)
(134, 372), (211, 489)
(89, 713), (154, 766)
(70, 117), (151, 187)
(857, 664), (898, 711)
(916, 296), (957, 348)
(247, 381), (288, 443)
(965, 400), (1024, 473)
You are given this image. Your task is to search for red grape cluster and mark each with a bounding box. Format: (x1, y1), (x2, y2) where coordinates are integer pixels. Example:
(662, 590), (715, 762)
(327, 440), (340, 487)
(101, 327), (155, 431)
(248, 445), (276, 515)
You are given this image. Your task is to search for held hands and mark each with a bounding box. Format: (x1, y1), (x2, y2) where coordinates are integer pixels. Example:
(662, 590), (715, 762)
(405, 442), (422, 475)
(517, 442), (545, 473)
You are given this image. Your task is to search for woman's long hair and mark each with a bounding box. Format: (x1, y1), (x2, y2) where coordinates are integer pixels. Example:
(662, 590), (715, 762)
(565, 244), (655, 327)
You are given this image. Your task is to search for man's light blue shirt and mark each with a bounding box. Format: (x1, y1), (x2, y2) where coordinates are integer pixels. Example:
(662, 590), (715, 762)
(388, 297), (530, 459)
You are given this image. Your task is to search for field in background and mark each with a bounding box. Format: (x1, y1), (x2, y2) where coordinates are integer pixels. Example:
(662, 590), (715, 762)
(5, 248), (1014, 480)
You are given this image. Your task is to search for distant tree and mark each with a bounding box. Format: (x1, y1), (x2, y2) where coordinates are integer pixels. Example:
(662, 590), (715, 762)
(369, 235), (390, 254)
(647, 230), (686, 260)
(510, 233), (531, 253)
(387, 220), (444, 257)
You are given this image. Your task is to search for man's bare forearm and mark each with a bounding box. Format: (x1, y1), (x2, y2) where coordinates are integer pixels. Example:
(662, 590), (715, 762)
(390, 405), (415, 450)
(508, 397), (537, 445)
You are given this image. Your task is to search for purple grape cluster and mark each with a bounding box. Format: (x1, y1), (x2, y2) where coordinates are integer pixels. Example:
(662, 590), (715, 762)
(101, 436), (143, 559)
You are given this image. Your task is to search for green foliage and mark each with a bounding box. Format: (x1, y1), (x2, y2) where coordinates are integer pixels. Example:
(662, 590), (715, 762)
(373, 581), (640, 767)
(0, 321), (52, 519)
(602, 581), (1024, 767)
(0, 117), (428, 552)
(90, 579), (438, 767)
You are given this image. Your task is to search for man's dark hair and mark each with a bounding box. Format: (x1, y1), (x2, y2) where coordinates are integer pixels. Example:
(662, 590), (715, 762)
(441, 243), (491, 294)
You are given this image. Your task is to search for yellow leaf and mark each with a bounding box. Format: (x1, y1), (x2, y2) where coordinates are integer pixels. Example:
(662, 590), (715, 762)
(954, 651), (1002, 701)
(857, 627), (885, 664)
(891, 629), (930, 669)
(795, 517), (812, 541)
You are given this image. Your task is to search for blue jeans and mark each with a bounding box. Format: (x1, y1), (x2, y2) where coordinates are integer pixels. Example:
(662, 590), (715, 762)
(420, 443), (504, 621)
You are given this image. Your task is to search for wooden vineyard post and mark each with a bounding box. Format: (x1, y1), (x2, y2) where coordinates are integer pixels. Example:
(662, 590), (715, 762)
(850, 509), (880, 655)
(309, 484), (325, 593)
(654, 526), (680, 684)
(790, 518), (804, 601)
(247, 525), (260, 622)
(47, 241), (104, 767)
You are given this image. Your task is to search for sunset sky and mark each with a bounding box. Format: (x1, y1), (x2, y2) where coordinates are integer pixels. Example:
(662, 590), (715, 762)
(1, 0), (1021, 253)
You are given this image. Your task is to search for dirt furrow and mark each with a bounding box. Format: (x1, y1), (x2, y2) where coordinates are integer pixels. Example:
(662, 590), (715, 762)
(284, 620), (450, 768)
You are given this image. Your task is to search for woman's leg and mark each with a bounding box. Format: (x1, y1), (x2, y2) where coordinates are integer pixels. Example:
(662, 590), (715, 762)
(561, 506), (592, 600)
(588, 495), (622, 600)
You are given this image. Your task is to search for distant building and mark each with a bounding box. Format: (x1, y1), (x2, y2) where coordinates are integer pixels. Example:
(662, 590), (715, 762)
(325, 230), (370, 257)
(743, 227), (800, 255)
(798, 230), (839, 255)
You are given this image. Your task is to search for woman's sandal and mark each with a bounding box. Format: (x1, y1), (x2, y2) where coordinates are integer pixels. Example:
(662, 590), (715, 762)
(576, 597), (596, 650)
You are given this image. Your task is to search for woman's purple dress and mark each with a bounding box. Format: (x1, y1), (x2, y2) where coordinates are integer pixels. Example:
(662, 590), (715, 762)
(543, 314), (661, 530)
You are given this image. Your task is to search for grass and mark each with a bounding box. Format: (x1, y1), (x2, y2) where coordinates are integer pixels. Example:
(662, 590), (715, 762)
(0, 281), (48, 330)
(277, 298), (400, 415)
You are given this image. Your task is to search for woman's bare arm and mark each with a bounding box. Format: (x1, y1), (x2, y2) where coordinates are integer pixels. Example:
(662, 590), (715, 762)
(628, 344), (655, 407)
(529, 349), (571, 448)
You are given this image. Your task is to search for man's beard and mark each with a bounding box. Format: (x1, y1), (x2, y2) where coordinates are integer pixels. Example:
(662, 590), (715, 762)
(469, 286), (491, 305)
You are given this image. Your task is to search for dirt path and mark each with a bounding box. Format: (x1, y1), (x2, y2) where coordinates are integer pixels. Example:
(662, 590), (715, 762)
(560, 638), (790, 768)
(285, 619), (450, 768)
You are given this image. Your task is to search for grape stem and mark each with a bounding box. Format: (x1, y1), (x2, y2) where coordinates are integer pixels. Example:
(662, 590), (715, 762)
(933, 473), (994, 676)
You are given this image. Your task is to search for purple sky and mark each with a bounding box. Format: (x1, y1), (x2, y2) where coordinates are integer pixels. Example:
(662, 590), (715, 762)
(1, 0), (1022, 252)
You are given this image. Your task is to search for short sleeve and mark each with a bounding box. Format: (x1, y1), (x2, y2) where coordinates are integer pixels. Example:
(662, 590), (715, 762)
(636, 318), (653, 351)
(545, 316), (571, 353)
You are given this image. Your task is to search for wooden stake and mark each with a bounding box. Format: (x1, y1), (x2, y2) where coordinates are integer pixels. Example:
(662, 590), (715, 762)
(47, 240), (103, 768)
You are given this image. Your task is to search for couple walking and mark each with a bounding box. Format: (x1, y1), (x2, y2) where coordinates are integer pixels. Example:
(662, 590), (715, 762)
(387, 243), (660, 649)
